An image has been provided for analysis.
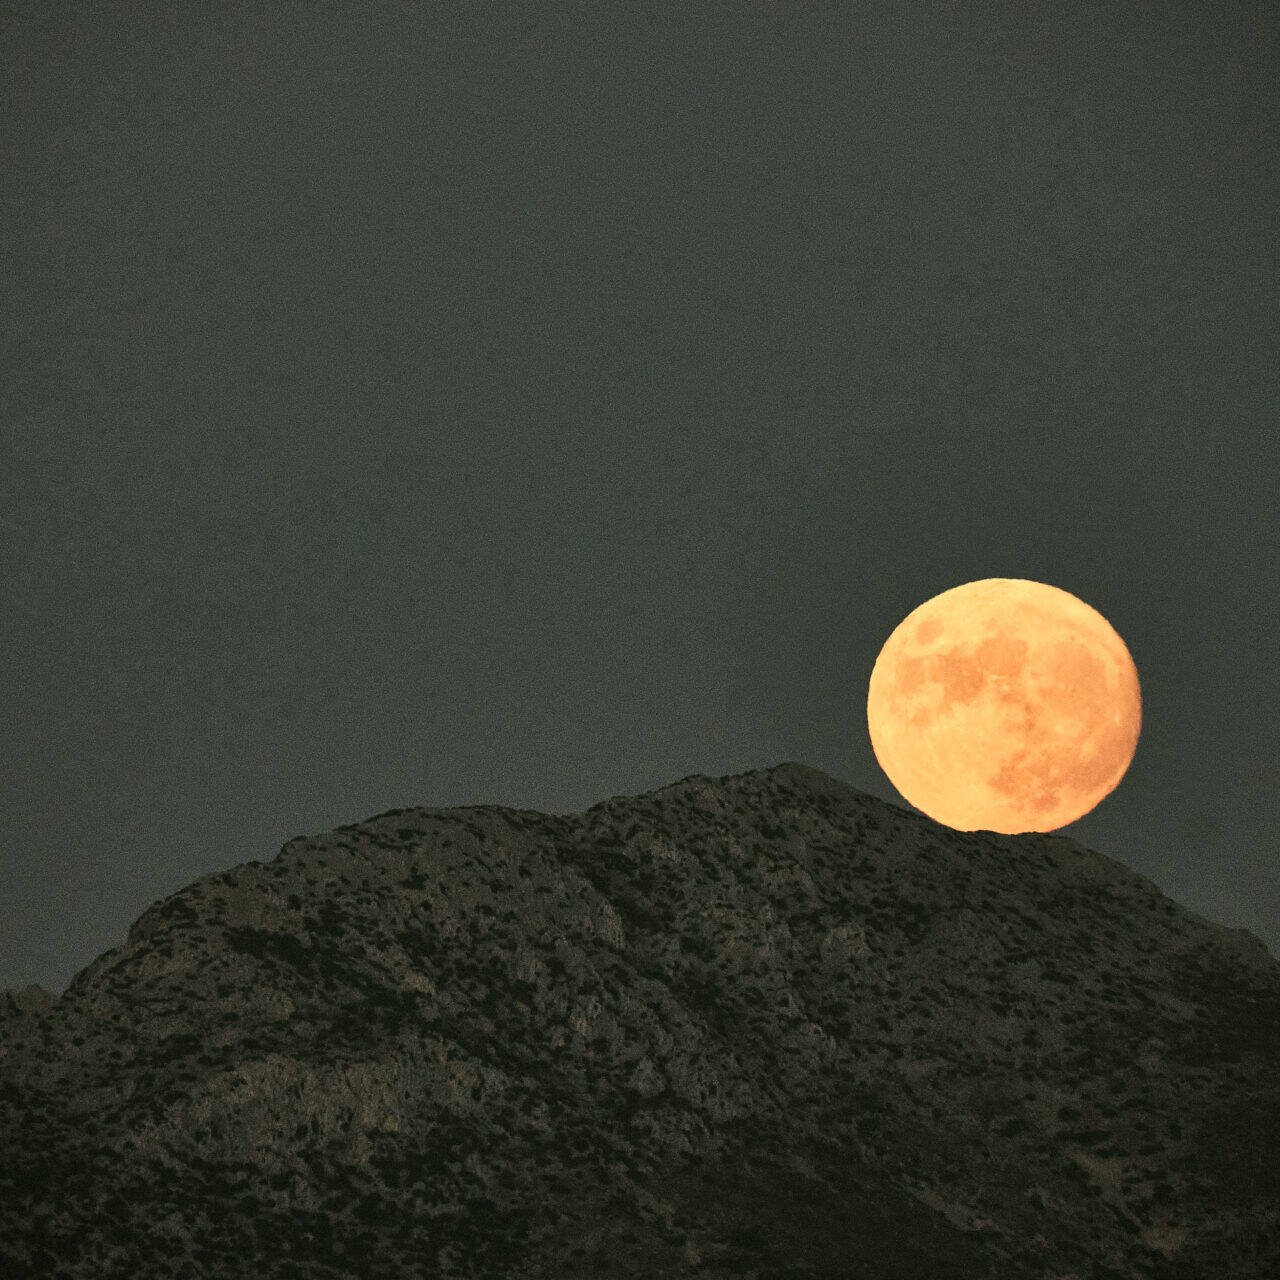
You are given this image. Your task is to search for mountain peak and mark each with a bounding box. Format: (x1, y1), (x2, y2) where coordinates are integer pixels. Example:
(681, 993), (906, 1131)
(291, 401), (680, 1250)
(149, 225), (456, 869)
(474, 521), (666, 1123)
(2, 766), (1277, 1277)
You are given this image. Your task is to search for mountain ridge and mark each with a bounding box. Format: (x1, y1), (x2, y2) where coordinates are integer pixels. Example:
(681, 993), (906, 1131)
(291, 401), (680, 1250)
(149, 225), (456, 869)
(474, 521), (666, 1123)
(2, 762), (1277, 1278)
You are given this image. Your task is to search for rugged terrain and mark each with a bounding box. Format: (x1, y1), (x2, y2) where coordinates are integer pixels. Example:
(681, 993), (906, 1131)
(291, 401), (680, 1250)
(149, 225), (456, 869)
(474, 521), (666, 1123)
(2, 763), (1278, 1278)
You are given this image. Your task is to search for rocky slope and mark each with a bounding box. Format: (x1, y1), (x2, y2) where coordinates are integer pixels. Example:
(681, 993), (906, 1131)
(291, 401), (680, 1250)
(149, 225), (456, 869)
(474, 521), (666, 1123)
(1, 763), (1277, 1278)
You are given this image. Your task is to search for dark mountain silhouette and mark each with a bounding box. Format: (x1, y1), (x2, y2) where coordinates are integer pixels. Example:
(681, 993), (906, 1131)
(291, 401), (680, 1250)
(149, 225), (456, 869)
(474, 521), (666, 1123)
(2, 763), (1277, 1278)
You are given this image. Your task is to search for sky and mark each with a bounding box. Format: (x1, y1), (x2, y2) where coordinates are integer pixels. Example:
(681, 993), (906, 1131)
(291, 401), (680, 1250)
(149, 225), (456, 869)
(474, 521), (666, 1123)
(3, 0), (1277, 992)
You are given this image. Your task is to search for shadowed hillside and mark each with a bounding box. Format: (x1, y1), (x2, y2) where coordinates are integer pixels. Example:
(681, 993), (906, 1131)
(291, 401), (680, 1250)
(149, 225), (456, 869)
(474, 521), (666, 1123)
(2, 763), (1277, 1278)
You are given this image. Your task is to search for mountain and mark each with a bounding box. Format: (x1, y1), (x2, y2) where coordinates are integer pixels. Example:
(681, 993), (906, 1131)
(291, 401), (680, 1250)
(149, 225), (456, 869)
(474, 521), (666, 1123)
(2, 763), (1277, 1278)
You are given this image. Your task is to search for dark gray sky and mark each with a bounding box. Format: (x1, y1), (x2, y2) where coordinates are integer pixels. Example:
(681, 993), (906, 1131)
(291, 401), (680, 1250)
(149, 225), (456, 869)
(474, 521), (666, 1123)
(4, 0), (1277, 991)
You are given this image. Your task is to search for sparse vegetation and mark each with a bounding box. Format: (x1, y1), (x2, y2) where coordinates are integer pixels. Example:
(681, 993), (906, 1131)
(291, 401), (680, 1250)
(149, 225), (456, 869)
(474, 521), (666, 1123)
(1, 763), (1277, 1278)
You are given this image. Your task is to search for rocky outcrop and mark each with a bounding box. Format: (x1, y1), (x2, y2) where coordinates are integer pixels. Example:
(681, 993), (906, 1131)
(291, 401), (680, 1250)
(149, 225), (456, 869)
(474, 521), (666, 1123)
(1, 763), (1277, 1277)
(0, 985), (55, 1064)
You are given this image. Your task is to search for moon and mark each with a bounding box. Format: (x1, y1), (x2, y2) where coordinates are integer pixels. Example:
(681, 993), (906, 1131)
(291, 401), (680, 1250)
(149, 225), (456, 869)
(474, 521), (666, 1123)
(866, 578), (1141, 833)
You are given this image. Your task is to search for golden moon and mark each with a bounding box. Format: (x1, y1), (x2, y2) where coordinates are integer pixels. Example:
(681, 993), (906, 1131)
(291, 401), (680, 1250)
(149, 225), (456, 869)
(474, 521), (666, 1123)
(866, 578), (1141, 833)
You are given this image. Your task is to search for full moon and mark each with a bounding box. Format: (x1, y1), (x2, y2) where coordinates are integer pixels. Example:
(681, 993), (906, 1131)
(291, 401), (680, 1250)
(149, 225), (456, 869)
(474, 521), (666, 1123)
(866, 578), (1141, 833)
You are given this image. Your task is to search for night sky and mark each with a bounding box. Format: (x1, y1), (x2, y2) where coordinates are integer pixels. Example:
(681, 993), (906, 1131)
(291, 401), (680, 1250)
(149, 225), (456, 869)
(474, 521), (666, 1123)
(4, 1), (1277, 992)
